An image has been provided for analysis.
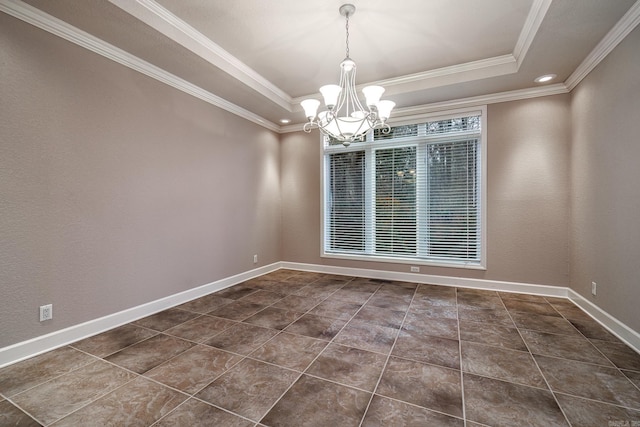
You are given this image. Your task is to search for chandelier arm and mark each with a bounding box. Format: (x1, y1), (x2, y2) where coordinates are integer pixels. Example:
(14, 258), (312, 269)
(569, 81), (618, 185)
(345, 68), (366, 115)
(333, 78), (347, 114)
(322, 110), (337, 125)
(351, 117), (372, 138)
(303, 121), (316, 133)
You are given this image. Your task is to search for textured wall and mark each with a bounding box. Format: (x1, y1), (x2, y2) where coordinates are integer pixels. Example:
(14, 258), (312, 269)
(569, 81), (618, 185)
(0, 15), (281, 347)
(281, 94), (572, 287)
(570, 26), (640, 332)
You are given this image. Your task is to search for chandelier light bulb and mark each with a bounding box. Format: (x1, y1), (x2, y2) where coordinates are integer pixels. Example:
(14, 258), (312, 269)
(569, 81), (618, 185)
(301, 99), (320, 120)
(376, 100), (396, 121)
(319, 85), (342, 110)
(362, 86), (385, 108)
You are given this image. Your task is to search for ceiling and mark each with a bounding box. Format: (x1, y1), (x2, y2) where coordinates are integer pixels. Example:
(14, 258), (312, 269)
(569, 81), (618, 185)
(3, 0), (639, 132)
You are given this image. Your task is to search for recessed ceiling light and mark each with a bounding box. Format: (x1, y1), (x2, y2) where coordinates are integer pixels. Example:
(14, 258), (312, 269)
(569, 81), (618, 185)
(280, 119), (291, 124)
(534, 74), (557, 83)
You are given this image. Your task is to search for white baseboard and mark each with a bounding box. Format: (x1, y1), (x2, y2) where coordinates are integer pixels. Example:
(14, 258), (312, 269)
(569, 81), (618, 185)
(0, 263), (280, 368)
(2, 261), (638, 368)
(281, 262), (569, 297)
(283, 262), (640, 353)
(568, 289), (640, 352)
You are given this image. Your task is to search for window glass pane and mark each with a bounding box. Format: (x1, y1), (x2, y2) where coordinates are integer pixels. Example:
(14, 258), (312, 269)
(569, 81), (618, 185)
(373, 124), (418, 140)
(326, 135), (366, 146)
(426, 116), (480, 134)
(375, 147), (417, 255)
(327, 151), (366, 252)
(426, 139), (479, 260)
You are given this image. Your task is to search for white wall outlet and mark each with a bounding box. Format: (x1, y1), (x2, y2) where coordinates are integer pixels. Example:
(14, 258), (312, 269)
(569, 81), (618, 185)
(39, 304), (53, 321)
(591, 281), (597, 296)
(253, 254), (258, 264)
(410, 266), (420, 273)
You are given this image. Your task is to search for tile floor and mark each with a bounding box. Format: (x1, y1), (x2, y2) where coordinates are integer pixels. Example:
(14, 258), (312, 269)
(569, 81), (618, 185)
(1, 270), (640, 426)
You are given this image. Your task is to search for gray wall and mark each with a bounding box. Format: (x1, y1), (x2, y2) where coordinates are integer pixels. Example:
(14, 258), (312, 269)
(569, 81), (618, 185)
(0, 15), (282, 347)
(281, 94), (572, 287)
(570, 26), (640, 332)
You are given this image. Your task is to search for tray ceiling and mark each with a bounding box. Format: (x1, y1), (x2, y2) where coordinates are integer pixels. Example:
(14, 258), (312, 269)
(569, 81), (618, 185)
(3, 0), (639, 131)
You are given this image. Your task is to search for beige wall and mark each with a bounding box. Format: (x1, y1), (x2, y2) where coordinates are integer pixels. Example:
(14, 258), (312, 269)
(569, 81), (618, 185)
(4, 8), (638, 351)
(0, 15), (281, 347)
(570, 26), (640, 332)
(282, 94), (572, 287)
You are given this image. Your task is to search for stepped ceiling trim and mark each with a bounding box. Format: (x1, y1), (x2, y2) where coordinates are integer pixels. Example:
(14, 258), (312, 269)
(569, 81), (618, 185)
(2, 0), (638, 132)
(0, 0), (280, 131)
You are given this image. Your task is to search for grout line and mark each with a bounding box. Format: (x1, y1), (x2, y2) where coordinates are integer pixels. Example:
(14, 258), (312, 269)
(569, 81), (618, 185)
(6, 271), (640, 425)
(4, 395), (49, 426)
(357, 283), (419, 427)
(183, 275), (354, 377)
(388, 290), (640, 415)
(69, 324), (161, 359)
(500, 296), (573, 427)
(365, 391), (467, 422)
(254, 277), (384, 425)
(551, 390), (640, 413)
(525, 351), (627, 369)
(147, 398), (193, 427)
(456, 287), (468, 427)
(550, 304), (640, 385)
(40, 369), (143, 426)
(1, 347), (102, 401)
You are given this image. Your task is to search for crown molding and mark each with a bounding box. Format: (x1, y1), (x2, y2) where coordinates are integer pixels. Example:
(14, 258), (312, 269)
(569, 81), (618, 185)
(3, 0), (635, 135)
(363, 54), (517, 90)
(292, 54), (518, 105)
(108, 0), (293, 112)
(565, 0), (640, 91)
(394, 83), (569, 117)
(293, 0), (551, 102)
(281, 84), (569, 133)
(0, 0), (280, 132)
(111, 0), (549, 110)
(514, 0), (553, 68)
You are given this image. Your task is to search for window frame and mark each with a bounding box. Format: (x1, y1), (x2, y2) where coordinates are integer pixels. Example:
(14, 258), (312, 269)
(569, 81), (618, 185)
(320, 106), (487, 270)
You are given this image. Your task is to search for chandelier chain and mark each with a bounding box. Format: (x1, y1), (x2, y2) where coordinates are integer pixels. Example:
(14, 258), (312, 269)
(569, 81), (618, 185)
(345, 12), (350, 58)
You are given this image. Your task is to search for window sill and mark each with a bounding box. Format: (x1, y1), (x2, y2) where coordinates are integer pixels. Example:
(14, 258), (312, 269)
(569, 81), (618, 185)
(321, 252), (487, 271)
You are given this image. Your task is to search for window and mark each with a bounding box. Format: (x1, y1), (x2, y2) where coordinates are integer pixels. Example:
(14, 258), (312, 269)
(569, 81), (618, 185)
(322, 108), (486, 268)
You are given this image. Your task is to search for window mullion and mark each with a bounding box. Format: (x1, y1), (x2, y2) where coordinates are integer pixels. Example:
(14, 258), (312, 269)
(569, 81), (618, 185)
(416, 143), (428, 257)
(365, 145), (374, 255)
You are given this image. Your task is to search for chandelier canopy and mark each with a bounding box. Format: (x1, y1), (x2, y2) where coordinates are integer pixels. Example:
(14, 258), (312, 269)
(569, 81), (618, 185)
(301, 4), (395, 147)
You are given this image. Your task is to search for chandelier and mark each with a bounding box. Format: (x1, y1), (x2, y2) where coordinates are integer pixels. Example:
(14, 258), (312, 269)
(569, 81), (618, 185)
(301, 4), (395, 147)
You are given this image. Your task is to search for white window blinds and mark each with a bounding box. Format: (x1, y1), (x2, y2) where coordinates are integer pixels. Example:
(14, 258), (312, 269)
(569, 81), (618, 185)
(424, 139), (480, 261)
(374, 147), (417, 256)
(327, 151), (365, 253)
(323, 110), (485, 267)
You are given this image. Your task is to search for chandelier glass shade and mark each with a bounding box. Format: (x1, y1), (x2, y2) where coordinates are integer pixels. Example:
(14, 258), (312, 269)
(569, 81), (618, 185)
(301, 4), (395, 146)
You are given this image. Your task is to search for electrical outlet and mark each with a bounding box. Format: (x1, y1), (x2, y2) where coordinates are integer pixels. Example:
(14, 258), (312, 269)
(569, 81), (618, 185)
(591, 281), (597, 296)
(253, 254), (258, 264)
(410, 266), (420, 273)
(39, 304), (53, 321)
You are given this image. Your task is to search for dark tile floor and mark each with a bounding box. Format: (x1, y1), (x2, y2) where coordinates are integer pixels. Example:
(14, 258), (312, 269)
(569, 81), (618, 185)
(1, 270), (640, 426)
